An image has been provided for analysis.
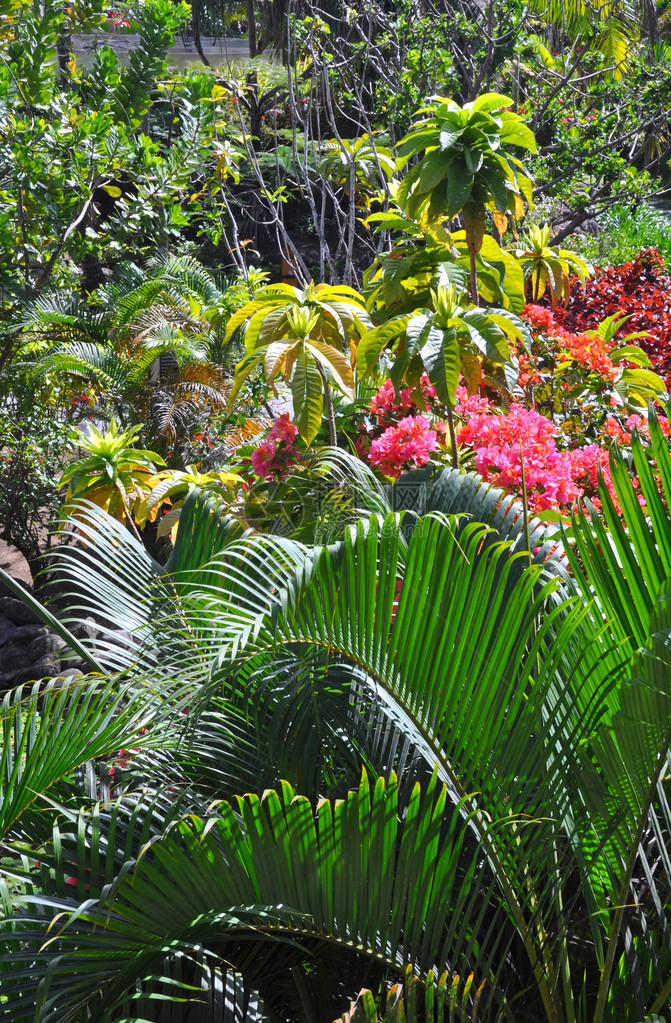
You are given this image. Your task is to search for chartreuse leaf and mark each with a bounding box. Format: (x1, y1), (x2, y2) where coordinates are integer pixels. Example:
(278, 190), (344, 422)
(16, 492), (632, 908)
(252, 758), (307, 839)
(228, 346), (268, 405)
(305, 339), (354, 398)
(469, 93), (513, 114)
(356, 317), (409, 376)
(497, 117), (538, 153)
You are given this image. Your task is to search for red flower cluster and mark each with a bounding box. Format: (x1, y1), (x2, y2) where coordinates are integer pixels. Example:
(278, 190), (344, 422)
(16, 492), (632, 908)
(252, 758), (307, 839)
(523, 304), (617, 380)
(106, 7), (131, 28)
(250, 414), (300, 479)
(550, 249), (671, 388)
(369, 375), (438, 425)
(368, 414), (439, 478)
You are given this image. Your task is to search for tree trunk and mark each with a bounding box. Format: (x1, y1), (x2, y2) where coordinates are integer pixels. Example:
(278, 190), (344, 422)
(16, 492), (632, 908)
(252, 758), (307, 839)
(191, 1), (212, 66)
(247, 0), (257, 57)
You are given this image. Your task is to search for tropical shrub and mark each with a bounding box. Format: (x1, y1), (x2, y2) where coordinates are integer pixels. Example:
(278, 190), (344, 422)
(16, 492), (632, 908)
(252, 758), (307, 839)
(519, 304), (665, 428)
(551, 248), (671, 388)
(3, 428), (671, 1018)
(0, 401), (73, 576)
(60, 421), (166, 536)
(395, 92), (536, 303)
(512, 223), (591, 305)
(226, 282), (369, 444)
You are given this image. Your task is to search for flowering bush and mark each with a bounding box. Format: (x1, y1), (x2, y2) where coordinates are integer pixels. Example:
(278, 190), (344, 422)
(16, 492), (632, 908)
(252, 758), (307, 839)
(368, 415), (439, 478)
(454, 391), (618, 512)
(550, 249), (671, 389)
(522, 304), (617, 381)
(355, 373), (447, 478)
(516, 303), (665, 461)
(250, 414), (301, 479)
(369, 375), (440, 425)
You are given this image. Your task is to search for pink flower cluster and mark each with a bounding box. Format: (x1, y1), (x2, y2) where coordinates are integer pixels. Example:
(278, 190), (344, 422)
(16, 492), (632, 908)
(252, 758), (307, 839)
(457, 402), (581, 511)
(368, 415), (439, 479)
(452, 390), (645, 512)
(251, 414), (300, 479)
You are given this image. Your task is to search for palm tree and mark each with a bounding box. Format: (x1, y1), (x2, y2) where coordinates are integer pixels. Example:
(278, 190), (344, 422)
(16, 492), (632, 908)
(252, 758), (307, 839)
(1, 433), (671, 1020)
(15, 255), (239, 450)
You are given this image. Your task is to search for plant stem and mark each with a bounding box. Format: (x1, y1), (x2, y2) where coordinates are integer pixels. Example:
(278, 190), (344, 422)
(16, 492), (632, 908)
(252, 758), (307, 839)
(520, 440), (532, 566)
(447, 407), (459, 468)
(469, 246), (479, 307)
(315, 361), (337, 446)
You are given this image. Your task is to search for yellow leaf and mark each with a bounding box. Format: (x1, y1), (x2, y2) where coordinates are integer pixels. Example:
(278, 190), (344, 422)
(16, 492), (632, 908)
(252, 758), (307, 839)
(492, 211), (508, 235)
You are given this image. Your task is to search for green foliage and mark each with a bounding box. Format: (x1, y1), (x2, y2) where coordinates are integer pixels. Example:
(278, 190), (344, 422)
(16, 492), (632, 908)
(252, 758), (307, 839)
(0, 399), (73, 569)
(113, 0), (191, 125)
(60, 420), (165, 525)
(3, 435), (671, 1018)
(397, 93), (536, 223)
(580, 203), (671, 266)
(513, 223), (592, 304)
(227, 282), (369, 443)
(14, 255), (232, 453)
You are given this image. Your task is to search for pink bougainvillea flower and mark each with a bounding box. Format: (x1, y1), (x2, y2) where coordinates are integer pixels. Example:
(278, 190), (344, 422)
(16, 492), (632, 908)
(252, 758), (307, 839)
(369, 374), (438, 425)
(368, 415), (438, 479)
(250, 415), (301, 479)
(251, 440), (278, 478)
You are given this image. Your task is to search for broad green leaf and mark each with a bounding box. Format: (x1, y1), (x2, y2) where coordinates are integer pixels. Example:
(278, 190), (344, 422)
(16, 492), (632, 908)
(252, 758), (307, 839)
(469, 93), (514, 114)
(292, 346), (324, 444)
(419, 324), (460, 406)
(445, 163), (474, 218)
(417, 149), (449, 195)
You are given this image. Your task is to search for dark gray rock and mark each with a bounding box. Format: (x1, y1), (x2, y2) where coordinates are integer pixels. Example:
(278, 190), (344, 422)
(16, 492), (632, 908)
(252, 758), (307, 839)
(109, 628), (135, 649)
(0, 596), (41, 626)
(70, 617), (99, 642)
(11, 652), (63, 685)
(0, 579), (32, 602)
(11, 624), (47, 645)
(0, 644), (33, 672)
(59, 659), (89, 674)
(0, 615), (16, 647)
(27, 632), (66, 661)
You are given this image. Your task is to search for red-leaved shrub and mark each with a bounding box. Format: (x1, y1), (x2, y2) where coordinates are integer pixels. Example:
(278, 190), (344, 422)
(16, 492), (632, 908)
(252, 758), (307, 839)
(552, 249), (671, 388)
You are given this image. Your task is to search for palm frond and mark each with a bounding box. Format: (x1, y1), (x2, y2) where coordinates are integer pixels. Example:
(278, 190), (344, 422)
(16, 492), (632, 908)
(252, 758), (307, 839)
(565, 406), (671, 656)
(0, 675), (186, 844)
(0, 771), (502, 1021)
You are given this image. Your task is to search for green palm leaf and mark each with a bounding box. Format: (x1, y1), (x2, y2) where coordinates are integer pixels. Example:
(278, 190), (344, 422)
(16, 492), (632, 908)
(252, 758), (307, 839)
(0, 770), (498, 1021)
(0, 676), (184, 844)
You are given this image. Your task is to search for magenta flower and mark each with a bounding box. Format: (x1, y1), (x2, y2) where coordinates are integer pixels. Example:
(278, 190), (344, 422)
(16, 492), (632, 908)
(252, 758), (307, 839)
(369, 415), (438, 479)
(250, 414), (301, 479)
